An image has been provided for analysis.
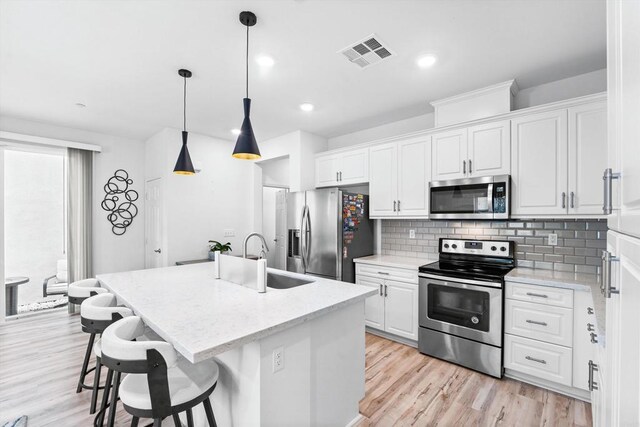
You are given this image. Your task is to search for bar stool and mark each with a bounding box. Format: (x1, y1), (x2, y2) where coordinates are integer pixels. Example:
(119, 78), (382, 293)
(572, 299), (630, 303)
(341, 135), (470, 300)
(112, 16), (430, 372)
(71, 279), (109, 395)
(80, 293), (133, 414)
(101, 316), (219, 427)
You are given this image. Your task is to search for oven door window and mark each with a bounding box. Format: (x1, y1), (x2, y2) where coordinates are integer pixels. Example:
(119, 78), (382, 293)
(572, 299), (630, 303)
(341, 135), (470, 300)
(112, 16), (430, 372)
(430, 183), (491, 214)
(427, 283), (490, 332)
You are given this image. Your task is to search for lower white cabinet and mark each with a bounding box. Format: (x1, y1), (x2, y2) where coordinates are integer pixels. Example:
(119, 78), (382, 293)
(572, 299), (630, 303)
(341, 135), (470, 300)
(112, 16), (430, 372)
(504, 334), (573, 387)
(356, 263), (419, 341)
(505, 299), (573, 347)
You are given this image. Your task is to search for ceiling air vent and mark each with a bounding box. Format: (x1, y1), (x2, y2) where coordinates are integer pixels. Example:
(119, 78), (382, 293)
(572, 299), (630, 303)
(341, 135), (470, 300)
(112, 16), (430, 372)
(339, 34), (394, 69)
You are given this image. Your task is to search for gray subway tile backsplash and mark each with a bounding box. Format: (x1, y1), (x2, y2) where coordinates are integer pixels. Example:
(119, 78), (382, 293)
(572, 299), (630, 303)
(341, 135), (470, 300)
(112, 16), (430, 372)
(381, 219), (606, 274)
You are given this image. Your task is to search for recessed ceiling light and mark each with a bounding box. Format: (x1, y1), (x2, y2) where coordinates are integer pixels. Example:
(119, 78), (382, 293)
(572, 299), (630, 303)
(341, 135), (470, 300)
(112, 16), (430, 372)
(256, 55), (274, 67)
(231, 128), (241, 135)
(299, 103), (314, 112)
(417, 54), (437, 68)
(75, 102), (86, 108)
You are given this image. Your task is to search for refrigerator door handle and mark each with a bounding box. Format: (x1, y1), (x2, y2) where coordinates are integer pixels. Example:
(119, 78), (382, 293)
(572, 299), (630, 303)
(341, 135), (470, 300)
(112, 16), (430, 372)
(300, 205), (308, 269)
(301, 205), (311, 270)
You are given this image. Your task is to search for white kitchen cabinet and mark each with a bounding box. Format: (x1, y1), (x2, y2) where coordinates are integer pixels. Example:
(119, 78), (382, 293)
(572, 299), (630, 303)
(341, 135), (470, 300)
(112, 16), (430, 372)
(505, 299), (573, 347)
(356, 276), (385, 330)
(369, 136), (430, 218)
(383, 280), (419, 341)
(572, 291), (596, 392)
(568, 102), (608, 215)
(431, 128), (467, 181)
(356, 263), (419, 342)
(315, 147), (369, 188)
(467, 120), (511, 177)
(511, 109), (568, 216)
(504, 334), (573, 387)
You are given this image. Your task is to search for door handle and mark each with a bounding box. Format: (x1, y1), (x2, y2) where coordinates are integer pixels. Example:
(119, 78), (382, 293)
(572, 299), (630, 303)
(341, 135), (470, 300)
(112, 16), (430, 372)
(379, 284), (383, 296)
(300, 206), (308, 269)
(601, 250), (620, 298)
(463, 160), (466, 175)
(154, 249), (162, 253)
(468, 159), (472, 174)
(570, 191), (575, 209)
(384, 284), (388, 297)
(561, 192), (566, 209)
(589, 360), (599, 391)
(603, 168), (621, 214)
(393, 200), (397, 212)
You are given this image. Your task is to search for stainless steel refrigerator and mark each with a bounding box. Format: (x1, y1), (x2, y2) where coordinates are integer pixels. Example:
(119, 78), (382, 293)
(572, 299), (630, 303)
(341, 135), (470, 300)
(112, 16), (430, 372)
(286, 188), (373, 283)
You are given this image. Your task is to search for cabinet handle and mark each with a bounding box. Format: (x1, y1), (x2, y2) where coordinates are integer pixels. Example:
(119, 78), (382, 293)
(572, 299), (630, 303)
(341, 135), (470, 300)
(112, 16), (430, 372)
(587, 323), (595, 332)
(393, 200), (397, 212)
(463, 160), (467, 175)
(525, 356), (547, 365)
(526, 319), (548, 326)
(602, 168), (621, 214)
(562, 192), (566, 209)
(602, 250), (620, 298)
(590, 332), (598, 344)
(589, 360), (599, 391)
(397, 200), (401, 211)
(570, 191), (575, 208)
(526, 292), (548, 299)
(379, 284), (383, 296)
(377, 271), (390, 275)
(339, 171), (342, 181)
(587, 307), (594, 315)
(469, 159), (472, 174)
(384, 284), (388, 297)
(336, 172), (339, 182)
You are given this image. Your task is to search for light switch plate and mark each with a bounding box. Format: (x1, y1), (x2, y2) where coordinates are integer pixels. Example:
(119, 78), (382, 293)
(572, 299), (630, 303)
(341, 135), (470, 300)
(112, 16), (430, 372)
(409, 229), (416, 239)
(548, 233), (558, 246)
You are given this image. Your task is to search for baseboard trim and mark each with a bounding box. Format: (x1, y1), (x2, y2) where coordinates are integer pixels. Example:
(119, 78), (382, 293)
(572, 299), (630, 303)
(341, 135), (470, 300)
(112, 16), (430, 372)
(365, 327), (418, 348)
(504, 369), (591, 402)
(345, 413), (365, 427)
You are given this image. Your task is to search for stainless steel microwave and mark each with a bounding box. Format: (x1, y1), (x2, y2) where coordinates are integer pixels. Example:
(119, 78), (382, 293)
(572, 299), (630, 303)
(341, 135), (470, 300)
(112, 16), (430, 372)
(429, 175), (510, 220)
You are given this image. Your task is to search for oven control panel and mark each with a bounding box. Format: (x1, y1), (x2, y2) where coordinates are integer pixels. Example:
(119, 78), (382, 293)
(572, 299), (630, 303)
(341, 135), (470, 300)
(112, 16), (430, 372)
(440, 239), (512, 257)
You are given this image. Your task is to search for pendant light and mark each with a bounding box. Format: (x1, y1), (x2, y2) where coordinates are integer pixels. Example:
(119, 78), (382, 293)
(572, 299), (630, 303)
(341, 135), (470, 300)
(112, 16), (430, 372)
(232, 11), (261, 160)
(173, 69), (195, 175)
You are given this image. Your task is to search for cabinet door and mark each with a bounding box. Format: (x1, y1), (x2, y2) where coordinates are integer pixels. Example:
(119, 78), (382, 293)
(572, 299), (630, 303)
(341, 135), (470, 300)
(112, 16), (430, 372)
(572, 290), (596, 391)
(568, 102), (608, 215)
(511, 109), (568, 216)
(431, 128), (468, 181)
(339, 148), (369, 185)
(369, 143), (398, 217)
(356, 276), (385, 330)
(397, 137), (430, 217)
(605, 231), (620, 426)
(315, 154), (339, 188)
(467, 120), (511, 177)
(384, 280), (419, 341)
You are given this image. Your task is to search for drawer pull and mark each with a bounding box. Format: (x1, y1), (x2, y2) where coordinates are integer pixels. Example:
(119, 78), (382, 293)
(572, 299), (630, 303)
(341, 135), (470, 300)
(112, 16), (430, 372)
(587, 323), (595, 332)
(525, 356), (547, 365)
(589, 360), (599, 391)
(587, 307), (594, 315)
(526, 319), (548, 326)
(591, 332), (598, 344)
(526, 292), (548, 298)
(378, 271), (390, 275)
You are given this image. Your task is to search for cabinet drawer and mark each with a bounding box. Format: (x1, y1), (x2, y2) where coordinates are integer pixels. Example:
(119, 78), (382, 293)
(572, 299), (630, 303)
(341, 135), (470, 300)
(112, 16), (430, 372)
(505, 281), (573, 308)
(505, 299), (573, 347)
(504, 334), (573, 386)
(356, 264), (418, 284)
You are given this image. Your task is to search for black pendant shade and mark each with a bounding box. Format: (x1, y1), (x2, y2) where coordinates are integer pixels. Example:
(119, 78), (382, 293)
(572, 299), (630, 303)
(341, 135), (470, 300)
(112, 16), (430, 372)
(232, 98), (260, 160)
(174, 131), (195, 175)
(232, 11), (261, 160)
(173, 69), (195, 175)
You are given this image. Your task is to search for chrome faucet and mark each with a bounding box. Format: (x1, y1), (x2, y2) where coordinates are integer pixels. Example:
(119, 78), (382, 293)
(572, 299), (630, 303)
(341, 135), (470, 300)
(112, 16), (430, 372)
(243, 232), (270, 259)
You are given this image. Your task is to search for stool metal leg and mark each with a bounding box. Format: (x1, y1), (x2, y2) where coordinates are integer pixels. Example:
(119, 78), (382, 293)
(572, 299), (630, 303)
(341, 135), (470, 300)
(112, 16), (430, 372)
(77, 332), (97, 393)
(95, 368), (113, 427)
(107, 370), (121, 427)
(172, 414), (182, 427)
(90, 356), (103, 414)
(153, 419), (162, 427)
(203, 398), (217, 427)
(186, 409), (194, 427)
(130, 416), (139, 427)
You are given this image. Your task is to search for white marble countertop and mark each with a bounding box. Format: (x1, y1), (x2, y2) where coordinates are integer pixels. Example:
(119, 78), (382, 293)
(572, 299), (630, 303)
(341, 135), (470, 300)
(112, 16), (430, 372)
(353, 254), (436, 270)
(506, 268), (605, 336)
(97, 263), (375, 363)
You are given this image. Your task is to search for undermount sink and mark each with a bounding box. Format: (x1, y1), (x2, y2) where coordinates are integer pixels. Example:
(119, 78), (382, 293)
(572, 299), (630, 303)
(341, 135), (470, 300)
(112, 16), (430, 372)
(267, 272), (314, 289)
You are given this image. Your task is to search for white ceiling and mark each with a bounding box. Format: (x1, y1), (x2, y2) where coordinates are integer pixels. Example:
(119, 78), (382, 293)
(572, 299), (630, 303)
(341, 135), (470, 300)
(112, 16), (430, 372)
(0, 0), (606, 142)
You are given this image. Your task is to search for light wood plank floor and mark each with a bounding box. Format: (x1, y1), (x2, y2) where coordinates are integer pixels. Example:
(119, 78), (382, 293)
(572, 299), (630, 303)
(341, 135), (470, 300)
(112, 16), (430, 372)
(358, 333), (592, 427)
(0, 310), (591, 426)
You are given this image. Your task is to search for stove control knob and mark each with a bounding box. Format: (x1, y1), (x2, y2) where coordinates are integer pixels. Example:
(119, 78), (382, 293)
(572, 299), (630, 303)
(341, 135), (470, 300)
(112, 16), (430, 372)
(451, 244), (457, 249)
(491, 246), (497, 251)
(444, 243), (450, 249)
(500, 246), (507, 252)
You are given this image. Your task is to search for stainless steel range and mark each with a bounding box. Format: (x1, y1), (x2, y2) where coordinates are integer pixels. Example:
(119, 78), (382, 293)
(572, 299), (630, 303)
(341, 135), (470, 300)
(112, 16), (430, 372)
(418, 238), (515, 378)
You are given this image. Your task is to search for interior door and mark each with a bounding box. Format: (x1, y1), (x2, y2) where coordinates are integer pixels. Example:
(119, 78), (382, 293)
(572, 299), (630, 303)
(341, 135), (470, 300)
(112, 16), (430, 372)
(356, 276), (385, 330)
(397, 137), (430, 217)
(144, 178), (164, 268)
(369, 143), (398, 217)
(384, 280), (419, 341)
(511, 109), (568, 216)
(468, 120), (511, 177)
(305, 188), (339, 278)
(274, 189), (287, 270)
(568, 102), (608, 215)
(431, 128), (468, 181)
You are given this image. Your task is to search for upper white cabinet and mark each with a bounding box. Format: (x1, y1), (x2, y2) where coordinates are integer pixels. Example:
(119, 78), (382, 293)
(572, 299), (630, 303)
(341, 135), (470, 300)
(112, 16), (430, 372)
(315, 147), (369, 188)
(370, 136), (431, 218)
(568, 102), (608, 215)
(431, 120), (510, 181)
(511, 109), (569, 216)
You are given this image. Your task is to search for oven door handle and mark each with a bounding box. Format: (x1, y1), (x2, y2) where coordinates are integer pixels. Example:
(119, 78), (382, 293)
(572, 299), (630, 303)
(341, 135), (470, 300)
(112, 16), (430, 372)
(418, 273), (503, 289)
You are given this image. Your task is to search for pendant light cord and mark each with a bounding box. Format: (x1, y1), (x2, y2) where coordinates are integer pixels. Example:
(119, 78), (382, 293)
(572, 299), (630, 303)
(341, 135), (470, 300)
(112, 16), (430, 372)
(183, 75), (187, 132)
(246, 24), (249, 99)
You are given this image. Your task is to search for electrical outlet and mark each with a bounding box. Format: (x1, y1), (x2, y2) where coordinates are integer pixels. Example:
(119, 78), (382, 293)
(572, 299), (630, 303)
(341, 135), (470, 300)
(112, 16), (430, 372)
(224, 229), (235, 237)
(548, 233), (558, 246)
(409, 229), (416, 239)
(273, 346), (284, 373)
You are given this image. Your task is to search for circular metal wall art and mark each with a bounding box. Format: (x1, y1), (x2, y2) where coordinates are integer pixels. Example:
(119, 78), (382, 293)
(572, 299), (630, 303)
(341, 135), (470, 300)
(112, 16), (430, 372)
(101, 169), (139, 235)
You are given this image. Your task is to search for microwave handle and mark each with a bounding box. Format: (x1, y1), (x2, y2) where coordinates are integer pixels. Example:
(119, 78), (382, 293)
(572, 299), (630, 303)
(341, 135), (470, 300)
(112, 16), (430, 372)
(487, 182), (494, 213)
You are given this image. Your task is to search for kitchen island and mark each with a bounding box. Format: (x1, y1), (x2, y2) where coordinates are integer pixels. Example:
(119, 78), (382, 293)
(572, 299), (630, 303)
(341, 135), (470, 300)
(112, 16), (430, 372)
(97, 262), (375, 427)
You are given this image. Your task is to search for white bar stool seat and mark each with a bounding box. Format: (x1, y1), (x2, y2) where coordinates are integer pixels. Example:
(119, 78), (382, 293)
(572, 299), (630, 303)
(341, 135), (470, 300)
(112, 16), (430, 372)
(68, 278), (107, 305)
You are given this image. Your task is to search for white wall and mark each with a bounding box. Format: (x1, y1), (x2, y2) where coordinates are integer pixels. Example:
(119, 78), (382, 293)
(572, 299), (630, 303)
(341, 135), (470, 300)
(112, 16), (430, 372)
(145, 128), (255, 265)
(327, 68), (607, 150)
(260, 157), (290, 188)
(0, 116), (146, 275)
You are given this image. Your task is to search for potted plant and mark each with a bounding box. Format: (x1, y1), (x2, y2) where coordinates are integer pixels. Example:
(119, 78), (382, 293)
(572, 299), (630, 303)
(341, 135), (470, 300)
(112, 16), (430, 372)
(208, 240), (232, 261)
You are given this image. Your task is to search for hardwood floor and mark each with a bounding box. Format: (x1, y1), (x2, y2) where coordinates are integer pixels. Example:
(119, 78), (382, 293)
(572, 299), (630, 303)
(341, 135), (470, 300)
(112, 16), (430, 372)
(358, 333), (592, 427)
(0, 310), (591, 427)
